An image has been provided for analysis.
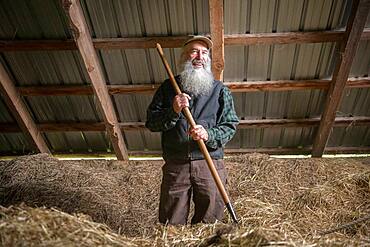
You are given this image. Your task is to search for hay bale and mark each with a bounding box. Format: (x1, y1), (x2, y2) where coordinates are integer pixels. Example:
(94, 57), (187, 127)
(0, 153), (161, 236)
(0, 204), (272, 247)
(226, 154), (370, 244)
(0, 204), (144, 247)
(1, 153), (369, 246)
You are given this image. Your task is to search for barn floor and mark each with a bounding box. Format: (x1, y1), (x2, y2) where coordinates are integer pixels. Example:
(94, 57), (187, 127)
(0, 153), (369, 246)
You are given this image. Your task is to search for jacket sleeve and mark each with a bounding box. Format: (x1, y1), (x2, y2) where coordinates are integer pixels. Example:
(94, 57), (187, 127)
(145, 83), (180, 132)
(205, 87), (239, 149)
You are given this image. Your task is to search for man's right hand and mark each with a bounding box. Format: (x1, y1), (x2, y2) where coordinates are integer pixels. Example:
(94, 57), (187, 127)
(173, 93), (191, 114)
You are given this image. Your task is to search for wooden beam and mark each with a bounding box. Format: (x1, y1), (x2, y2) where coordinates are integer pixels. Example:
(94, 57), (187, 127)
(226, 77), (370, 91)
(108, 84), (160, 94)
(93, 36), (189, 49)
(117, 146), (370, 156)
(18, 84), (159, 96)
(361, 28), (370, 39)
(226, 80), (329, 91)
(1, 146), (368, 157)
(17, 77), (370, 96)
(1, 116), (369, 133)
(238, 116), (370, 128)
(3, 29), (369, 52)
(63, 0), (128, 160)
(0, 40), (77, 51)
(209, 0), (224, 80)
(19, 85), (93, 96)
(0, 36), (188, 51)
(224, 146), (370, 155)
(312, 0), (370, 157)
(346, 77), (370, 88)
(38, 122), (146, 131)
(0, 63), (50, 153)
(224, 30), (344, 45)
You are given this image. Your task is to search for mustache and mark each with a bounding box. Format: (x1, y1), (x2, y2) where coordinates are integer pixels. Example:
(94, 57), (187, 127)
(192, 58), (204, 64)
(180, 58), (212, 72)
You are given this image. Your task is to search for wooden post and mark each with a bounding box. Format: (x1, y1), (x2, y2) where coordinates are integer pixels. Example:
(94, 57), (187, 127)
(209, 0), (225, 81)
(63, 0), (128, 160)
(312, 0), (370, 157)
(0, 63), (50, 153)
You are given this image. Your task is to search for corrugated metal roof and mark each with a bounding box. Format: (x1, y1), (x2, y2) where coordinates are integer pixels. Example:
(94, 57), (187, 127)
(81, 0), (210, 37)
(0, 99), (14, 122)
(0, 0), (70, 39)
(0, 0), (368, 155)
(0, 133), (30, 154)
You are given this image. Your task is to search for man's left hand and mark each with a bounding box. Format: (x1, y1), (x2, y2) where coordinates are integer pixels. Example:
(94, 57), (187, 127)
(188, 125), (208, 141)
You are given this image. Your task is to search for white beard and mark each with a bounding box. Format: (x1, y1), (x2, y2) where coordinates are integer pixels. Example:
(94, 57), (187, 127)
(179, 59), (214, 96)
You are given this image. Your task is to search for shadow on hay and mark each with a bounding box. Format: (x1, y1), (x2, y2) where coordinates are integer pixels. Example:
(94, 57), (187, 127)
(0, 153), (157, 236)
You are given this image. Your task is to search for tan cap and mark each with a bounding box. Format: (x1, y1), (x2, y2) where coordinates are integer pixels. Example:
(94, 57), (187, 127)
(183, 35), (213, 49)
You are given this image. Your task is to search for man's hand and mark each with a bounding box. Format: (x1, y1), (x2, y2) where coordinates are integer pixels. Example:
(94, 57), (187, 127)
(173, 93), (191, 114)
(188, 125), (208, 141)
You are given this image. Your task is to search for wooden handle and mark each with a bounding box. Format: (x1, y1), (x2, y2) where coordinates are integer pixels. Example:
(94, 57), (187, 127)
(155, 43), (230, 204)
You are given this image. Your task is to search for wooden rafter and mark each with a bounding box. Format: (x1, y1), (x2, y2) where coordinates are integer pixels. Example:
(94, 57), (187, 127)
(17, 77), (370, 96)
(63, 0), (128, 160)
(224, 146), (370, 155)
(1, 146), (369, 157)
(312, 0), (370, 157)
(2, 29), (370, 51)
(1, 116), (369, 133)
(209, 0), (224, 80)
(0, 63), (50, 153)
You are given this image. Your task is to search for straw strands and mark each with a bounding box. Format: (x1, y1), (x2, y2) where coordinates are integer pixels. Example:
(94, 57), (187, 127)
(0, 153), (369, 246)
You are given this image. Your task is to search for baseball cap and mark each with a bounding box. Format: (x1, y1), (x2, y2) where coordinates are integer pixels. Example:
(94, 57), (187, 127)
(183, 35), (213, 49)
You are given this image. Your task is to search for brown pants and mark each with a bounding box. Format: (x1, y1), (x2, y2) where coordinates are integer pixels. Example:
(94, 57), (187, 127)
(159, 159), (227, 225)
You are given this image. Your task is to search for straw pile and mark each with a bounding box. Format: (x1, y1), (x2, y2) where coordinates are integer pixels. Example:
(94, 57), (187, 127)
(226, 153), (370, 245)
(0, 153), (161, 236)
(0, 153), (369, 246)
(0, 204), (148, 246)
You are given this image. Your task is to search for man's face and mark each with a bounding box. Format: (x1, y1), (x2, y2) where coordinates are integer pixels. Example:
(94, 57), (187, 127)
(183, 41), (210, 69)
(179, 41), (213, 96)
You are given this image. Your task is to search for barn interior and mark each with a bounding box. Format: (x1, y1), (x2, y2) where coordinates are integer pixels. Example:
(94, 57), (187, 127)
(0, 0), (369, 246)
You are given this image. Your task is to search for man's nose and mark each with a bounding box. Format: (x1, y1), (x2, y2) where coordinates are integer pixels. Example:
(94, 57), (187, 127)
(195, 51), (203, 60)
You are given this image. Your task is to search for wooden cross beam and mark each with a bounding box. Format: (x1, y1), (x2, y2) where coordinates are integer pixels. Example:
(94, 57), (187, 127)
(62, 0), (128, 160)
(16, 77), (370, 96)
(312, 0), (370, 157)
(2, 29), (369, 52)
(2, 116), (369, 133)
(0, 63), (50, 153)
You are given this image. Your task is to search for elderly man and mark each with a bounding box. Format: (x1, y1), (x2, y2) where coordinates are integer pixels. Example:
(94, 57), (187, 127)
(146, 36), (239, 225)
